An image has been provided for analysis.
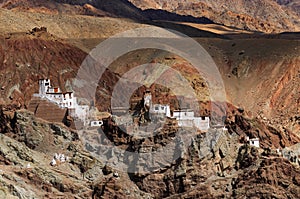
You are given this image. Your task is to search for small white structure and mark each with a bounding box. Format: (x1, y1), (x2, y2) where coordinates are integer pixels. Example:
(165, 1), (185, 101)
(50, 153), (69, 166)
(144, 90), (152, 108)
(54, 153), (59, 160)
(247, 137), (260, 148)
(91, 120), (103, 127)
(173, 109), (210, 131)
(194, 117), (210, 131)
(59, 154), (65, 162)
(150, 104), (171, 117)
(113, 172), (119, 178)
(50, 159), (57, 166)
(72, 105), (89, 124)
(276, 148), (282, 155)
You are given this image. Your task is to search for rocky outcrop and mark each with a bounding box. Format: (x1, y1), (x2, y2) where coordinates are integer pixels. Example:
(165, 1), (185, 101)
(233, 157), (300, 198)
(0, 107), (154, 198)
(0, 102), (299, 198)
(127, 127), (300, 198)
(226, 112), (300, 149)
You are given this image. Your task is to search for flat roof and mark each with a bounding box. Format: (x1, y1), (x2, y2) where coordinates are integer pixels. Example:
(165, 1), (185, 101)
(173, 109), (194, 112)
(46, 91), (73, 95)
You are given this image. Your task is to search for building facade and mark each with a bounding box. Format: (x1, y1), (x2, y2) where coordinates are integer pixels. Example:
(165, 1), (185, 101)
(34, 79), (97, 127)
(173, 109), (210, 131)
(38, 79), (76, 109)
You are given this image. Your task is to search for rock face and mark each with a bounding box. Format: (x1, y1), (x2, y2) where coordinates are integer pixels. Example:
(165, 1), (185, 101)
(115, 124), (299, 198)
(0, 107), (150, 198)
(226, 113), (300, 149)
(0, 101), (300, 198)
(233, 157), (300, 198)
(78, 110), (300, 198)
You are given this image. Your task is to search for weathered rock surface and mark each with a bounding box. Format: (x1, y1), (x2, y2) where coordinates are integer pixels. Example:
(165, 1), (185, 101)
(0, 108), (152, 198)
(89, 113), (300, 198)
(0, 99), (299, 198)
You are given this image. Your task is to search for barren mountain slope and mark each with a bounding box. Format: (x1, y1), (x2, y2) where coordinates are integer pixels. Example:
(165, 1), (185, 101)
(0, 29), (87, 107)
(274, 0), (300, 15)
(0, 19), (298, 135)
(0, 0), (114, 16)
(129, 0), (300, 33)
(87, 37), (300, 135)
(0, 0), (145, 19)
(0, 2), (299, 198)
(2, 0), (300, 33)
(208, 38), (300, 134)
(0, 8), (145, 40)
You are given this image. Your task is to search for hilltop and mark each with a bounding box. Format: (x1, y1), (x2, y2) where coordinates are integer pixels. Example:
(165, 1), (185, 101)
(1, 0), (300, 33)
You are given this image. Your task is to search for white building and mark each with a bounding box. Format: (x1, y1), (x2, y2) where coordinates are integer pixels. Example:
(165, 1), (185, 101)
(35, 79), (95, 126)
(39, 79), (51, 95)
(144, 90), (172, 118)
(144, 90), (152, 108)
(150, 104), (171, 117)
(91, 120), (103, 127)
(140, 90), (210, 131)
(173, 110), (195, 118)
(247, 137), (260, 148)
(173, 109), (210, 131)
(194, 117), (210, 131)
(38, 79), (76, 109)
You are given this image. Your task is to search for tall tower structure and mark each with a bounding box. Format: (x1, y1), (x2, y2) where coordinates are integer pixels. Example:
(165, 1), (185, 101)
(143, 89), (152, 109)
(39, 79), (51, 96)
(142, 89), (152, 122)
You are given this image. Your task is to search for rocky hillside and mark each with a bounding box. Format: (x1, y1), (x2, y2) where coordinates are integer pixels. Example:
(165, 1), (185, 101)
(0, 106), (299, 198)
(0, 107), (152, 198)
(0, 1), (299, 198)
(0, 0), (112, 16)
(274, 0), (300, 15)
(92, 38), (300, 137)
(129, 0), (300, 33)
(0, 0), (144, 19)
(0, 28), (86, 107)
(1, 0), (300, 33)
(0, 25), (298, 136)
